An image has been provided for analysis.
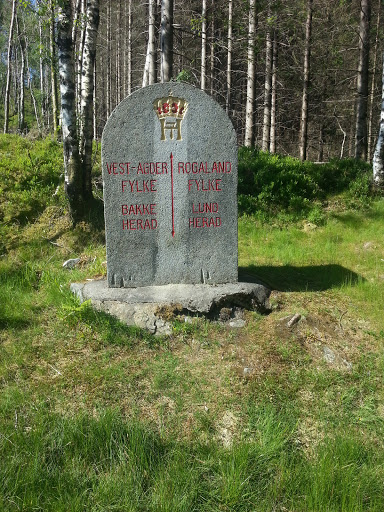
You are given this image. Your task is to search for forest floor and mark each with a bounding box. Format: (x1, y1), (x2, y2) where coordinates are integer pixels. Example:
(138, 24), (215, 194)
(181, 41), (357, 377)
(1, 135), (384, 511)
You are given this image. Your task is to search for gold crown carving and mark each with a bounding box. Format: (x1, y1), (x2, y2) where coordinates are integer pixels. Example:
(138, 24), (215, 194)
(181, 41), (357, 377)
(153, 96), (188, 121)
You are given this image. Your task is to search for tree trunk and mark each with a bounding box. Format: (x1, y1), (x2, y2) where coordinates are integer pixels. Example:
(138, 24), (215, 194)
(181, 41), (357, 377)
(76, 0), (86, 120)
(106, 0), (111, 116)
(93, 59), (97, 141)
(373, 51), (384, 186)
(143, 0), (157, 86)
(127, 0), (132, 95)
(116, 0), (121, 104)
(367, 0), (380, 162)
(160, 0), (173, 82)
(226, 0), (233, 113)
(38, 17), (46, 130)
(299, 0), (313, 161)
(355, 0), (371, 160)
(16, 14), (25, 133)
(244, 0), (256, 147)
(209, 0), (215, 95)
(4, 0), (17, 134)
(79, 0), (100, 199)
(270, 30), (277, 153)
(50, 0), (59, 135)
(262, 5), (273, 152)
(57, 0), (82, 221)
(200, 0), (207, 90)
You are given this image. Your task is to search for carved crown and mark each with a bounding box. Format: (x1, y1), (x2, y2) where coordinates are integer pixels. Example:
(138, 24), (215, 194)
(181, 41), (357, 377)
(153, 96), (188, 120)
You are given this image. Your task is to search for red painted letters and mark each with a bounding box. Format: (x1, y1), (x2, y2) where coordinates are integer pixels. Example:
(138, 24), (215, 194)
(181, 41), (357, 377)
(121, 179), (157, 193)
(121, 204), (156, 215)
(106, 162), (130, 175)
(188, 179), (222, 192)
(122, 219), (158, 230)
(189, 217), (221, 228)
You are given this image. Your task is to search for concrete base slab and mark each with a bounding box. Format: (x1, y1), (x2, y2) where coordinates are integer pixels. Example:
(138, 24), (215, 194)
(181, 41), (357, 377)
(70, 279), (271, 335)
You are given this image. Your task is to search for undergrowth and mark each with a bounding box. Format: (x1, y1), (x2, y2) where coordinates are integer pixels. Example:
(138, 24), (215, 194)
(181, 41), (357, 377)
(238, 147), (373, 220)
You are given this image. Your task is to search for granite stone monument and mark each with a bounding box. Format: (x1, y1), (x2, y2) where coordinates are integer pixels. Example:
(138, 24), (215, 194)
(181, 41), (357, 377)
(71, 84), (270, 334)
(101, 83), (238, 287)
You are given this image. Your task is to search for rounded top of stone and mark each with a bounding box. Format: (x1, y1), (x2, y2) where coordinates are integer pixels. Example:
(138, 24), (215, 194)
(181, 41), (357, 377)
(102, 82), (236, 144)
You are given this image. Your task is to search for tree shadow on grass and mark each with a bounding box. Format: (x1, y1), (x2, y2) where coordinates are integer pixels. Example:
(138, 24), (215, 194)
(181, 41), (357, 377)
(239, 264), (364, 292)
(0, 317), (32, 331)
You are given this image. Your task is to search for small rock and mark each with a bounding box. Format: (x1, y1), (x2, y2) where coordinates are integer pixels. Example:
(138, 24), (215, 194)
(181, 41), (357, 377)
(363, 241), (373, 250)
(219, 307), (232, 322)
(323, 346), (336, 364)
(63, 258), (80, 269)
(287, 313), (301, 328)
(303, 222), (317, 232)
(229, 319), (246, 328)
(184, 316), (193, 324)
(243, 367), (253, 376)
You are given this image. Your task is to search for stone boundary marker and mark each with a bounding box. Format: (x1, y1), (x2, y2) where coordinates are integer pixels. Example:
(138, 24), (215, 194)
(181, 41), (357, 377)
(71, 84), (271, 333)
(101, 83), (238, 287)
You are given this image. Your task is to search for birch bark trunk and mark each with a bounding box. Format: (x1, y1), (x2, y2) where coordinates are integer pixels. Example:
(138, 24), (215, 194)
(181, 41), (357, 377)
(226, 0), (233, 113)
(367, 0), (380, 162)
(79, 0), (100, 199)
(57, 0), (82, 221)
(50, 0), (59, 135)
(262, 5), (273, 152)
(299, 0), (313, 161)
(355, 0), (371, 160)
(161, 0), (173, 82)
(4, 0), (17, 134)
(17, 14), (26, 133)
(269, 31), (277, 153)
(244, 0), (256, 147)
(200, 0), (207, 90)
(143, 0), (157, 86)
(373, 51), (384, 186)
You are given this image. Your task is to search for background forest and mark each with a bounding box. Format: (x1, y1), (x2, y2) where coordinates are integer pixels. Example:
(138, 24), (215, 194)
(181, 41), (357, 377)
(2, 2), (384, 510)
(0, 0), (383, 163)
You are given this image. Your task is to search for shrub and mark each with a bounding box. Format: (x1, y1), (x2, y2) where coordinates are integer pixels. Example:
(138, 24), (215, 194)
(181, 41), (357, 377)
(238, 147), (373, 219)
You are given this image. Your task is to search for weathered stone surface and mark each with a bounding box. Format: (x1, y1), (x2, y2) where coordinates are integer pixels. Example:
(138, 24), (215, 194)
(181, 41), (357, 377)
(101, 83), (238, 288)
(70, 280), (270, 335)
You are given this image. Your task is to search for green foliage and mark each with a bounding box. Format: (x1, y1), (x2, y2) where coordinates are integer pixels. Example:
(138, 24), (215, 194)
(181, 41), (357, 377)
(0, 135), (63, 228)
(238, 147), (373, 220)
(176, 69), (193, 83)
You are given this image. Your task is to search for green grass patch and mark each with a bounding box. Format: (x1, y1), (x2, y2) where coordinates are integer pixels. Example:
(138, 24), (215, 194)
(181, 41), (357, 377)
(1, 136), (384, 510)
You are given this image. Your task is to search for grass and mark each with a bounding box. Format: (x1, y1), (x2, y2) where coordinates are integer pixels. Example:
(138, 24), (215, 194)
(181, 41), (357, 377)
(1, 134), (384, 510)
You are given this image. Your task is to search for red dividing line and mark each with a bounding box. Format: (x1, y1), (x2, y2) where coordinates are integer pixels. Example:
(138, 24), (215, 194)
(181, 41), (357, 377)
(170, 152), (175, 237)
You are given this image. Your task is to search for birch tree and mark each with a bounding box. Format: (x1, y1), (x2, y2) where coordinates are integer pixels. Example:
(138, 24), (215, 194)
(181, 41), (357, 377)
(355, 0), (371, 160)
(262, 3), (273, 152)
(373, 51), (384, 186)
(244, 0), (256, 147)
(57, 0), (100, 222)
(79, 0), (100, 198)
(269, 31), (277, 153)
(225, 0), (233, 113)
(4, 0), (17, 134)
(160, 0), (173, 82)
(143, 0), (157, 86)
(299, 0), (313, 161)
(16, 12), (26, 133)
(49, 0), (59, 135)
(200, 0), (207, 89)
